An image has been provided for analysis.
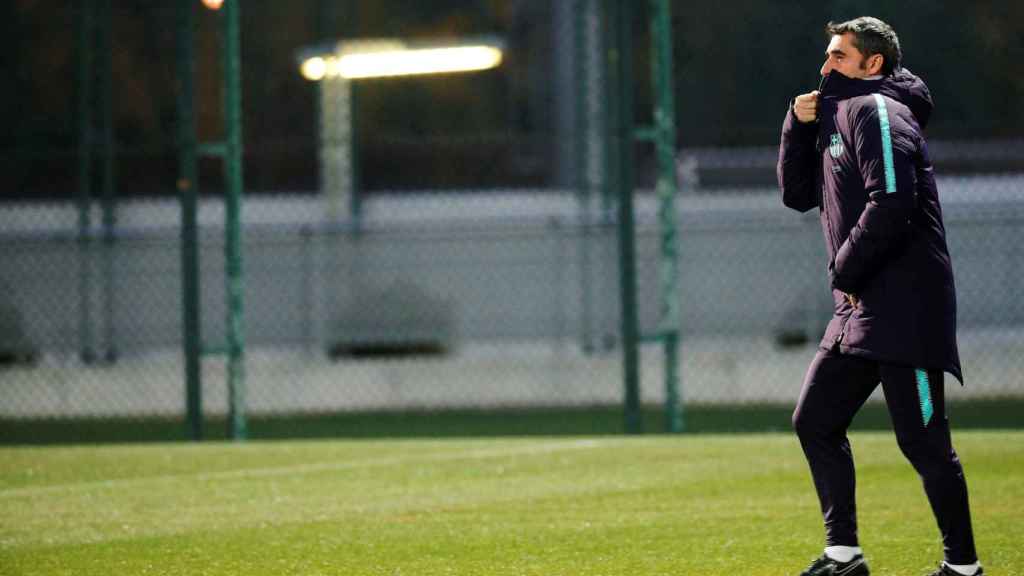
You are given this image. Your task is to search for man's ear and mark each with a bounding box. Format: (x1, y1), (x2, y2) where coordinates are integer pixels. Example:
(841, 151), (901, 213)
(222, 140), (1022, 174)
(868, 54), (884, 75)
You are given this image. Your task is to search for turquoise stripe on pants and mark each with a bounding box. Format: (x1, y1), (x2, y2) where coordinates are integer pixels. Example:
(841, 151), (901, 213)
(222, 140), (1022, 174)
(916, 368), (934, 426)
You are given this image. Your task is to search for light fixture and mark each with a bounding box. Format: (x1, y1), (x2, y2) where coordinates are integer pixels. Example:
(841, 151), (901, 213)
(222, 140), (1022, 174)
(298, 38), (504, 82)
(300, 57), (328, 81)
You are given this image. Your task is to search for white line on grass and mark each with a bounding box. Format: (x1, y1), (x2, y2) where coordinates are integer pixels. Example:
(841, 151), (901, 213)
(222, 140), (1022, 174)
(0, 438), (622, 499)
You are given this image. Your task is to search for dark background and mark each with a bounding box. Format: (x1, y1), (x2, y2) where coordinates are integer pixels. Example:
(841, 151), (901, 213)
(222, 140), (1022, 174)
(2, 0), (1022, 198)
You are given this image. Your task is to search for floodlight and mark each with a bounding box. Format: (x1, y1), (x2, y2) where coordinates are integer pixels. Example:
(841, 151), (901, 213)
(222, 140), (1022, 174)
(296, 36), (505, 223)
(301, 57), (328, 82)
(298, 38), (504, 81)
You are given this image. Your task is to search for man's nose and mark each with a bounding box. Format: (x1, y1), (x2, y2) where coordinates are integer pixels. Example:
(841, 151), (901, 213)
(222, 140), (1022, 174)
(820, 60), (831, 76)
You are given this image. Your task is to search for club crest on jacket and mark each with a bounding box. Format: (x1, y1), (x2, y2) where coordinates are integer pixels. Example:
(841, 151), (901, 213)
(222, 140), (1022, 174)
(829, 133), (844, 158)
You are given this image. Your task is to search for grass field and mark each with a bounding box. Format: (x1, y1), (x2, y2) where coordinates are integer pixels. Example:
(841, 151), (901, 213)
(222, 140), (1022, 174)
(1, 431), (1021, 575)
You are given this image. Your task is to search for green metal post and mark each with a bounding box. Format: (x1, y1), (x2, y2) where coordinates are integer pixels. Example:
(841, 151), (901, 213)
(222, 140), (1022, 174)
(223, 0), (247, 441)
(651, 0), (682, 432)
(76, 0), (95, 364)
(599, 1), (615, 220)
(608, 0), (642, 434)
(98, 0), (117, 363)
(574, 0), (593, 352)
(177, 0), (202, 441)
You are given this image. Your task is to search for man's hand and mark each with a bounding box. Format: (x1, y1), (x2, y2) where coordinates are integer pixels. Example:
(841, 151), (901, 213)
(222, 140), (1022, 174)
(844, 293), (859, 309)
(792, 91), (819, 124)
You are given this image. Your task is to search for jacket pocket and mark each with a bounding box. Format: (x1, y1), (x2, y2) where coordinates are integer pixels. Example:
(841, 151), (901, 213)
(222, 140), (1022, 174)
(850, 269), (887, 321)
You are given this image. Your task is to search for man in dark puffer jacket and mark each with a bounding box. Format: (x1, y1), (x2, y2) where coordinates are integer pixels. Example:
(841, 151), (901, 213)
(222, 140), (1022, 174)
(777, 16), (982, 576)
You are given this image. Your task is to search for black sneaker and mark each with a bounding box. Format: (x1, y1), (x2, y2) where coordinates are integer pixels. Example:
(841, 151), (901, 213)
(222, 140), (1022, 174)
(799, 554), (870, 576)
(928, 564), (983, 576)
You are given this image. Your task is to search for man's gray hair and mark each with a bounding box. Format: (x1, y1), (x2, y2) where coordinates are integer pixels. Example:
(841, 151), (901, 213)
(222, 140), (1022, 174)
(826, 16), (902, 75)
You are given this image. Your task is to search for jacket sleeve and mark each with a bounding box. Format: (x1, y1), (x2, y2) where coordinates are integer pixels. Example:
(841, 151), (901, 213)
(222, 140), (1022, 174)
(777, 106), (820, 212)
(830, 96), (918, 294)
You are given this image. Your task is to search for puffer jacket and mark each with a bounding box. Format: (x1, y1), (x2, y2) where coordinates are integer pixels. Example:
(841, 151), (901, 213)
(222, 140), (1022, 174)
(777, 68), (962, 382)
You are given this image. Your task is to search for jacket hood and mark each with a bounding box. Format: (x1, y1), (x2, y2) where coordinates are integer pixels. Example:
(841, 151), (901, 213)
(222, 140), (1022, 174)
(879, 68), (933, 128)
(819, 68), (934, 128)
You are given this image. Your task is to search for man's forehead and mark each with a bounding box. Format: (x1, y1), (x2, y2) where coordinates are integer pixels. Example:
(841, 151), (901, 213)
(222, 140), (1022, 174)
(826, 33), (858, 55)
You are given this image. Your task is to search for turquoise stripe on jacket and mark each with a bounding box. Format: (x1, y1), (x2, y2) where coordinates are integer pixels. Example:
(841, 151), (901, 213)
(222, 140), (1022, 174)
(872, 93), (898, 193)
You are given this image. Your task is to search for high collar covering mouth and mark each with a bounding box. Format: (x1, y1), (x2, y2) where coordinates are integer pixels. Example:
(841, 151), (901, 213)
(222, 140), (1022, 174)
(818, 69), (884, 99)
(816, 67), (934, 128)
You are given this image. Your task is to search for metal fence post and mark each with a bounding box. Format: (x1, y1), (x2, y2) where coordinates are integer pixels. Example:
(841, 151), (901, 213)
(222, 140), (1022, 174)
(574, 0), (595, 353)
(606, 0), (642, 434)
(98, 0), (117, 364)
(76, 0), (96, 364)
(176, 0), (202, 441)
(223, 0), (247, 441)
(651, 0), (682, 432)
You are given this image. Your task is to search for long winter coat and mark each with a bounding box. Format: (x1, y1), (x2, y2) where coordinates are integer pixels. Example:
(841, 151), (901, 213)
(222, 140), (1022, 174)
(777, 68), (962, 382)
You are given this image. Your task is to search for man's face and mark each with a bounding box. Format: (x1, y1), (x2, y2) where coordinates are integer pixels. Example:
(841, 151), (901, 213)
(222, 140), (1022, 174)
(820, 33), (880, 78)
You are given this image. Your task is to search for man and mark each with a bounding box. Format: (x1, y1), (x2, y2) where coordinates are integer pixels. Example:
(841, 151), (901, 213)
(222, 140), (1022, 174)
(777, 17), (982, 576)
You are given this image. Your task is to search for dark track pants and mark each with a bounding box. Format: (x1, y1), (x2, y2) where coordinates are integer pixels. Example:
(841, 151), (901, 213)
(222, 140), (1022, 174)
(792, 349), (977, 564)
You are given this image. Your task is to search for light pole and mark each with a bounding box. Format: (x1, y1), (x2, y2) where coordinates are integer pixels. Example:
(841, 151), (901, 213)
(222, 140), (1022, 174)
(298, 37), (504, 225)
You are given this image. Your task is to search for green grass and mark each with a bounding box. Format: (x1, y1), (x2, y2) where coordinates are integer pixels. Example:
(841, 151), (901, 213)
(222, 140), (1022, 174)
(1, 431), (1021, 575)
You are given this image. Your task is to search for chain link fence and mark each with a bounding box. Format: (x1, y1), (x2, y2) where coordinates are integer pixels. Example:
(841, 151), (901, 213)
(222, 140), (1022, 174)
(2, 1), (1023, 440)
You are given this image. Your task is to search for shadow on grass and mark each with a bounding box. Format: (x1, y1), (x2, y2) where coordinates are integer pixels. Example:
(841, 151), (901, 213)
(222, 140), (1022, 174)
(2, 398), (1022, 445)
